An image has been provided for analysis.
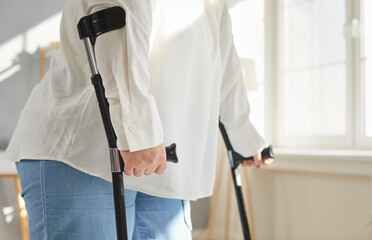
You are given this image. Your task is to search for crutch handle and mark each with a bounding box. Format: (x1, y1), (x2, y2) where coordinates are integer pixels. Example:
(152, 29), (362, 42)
(262, 145), (275, 159)
(246, 145), (274, 161)
(166, 143), (178, 163)
(233, 146), (274, 167)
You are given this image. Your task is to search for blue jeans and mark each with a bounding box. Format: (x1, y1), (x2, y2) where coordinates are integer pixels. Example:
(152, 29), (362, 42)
(16, 160), (192, 240)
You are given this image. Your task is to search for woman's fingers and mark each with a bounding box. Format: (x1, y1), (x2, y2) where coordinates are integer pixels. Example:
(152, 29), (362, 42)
(124, 165), (134, 176)
(242, 157), (274, 168)
(263, 158), (274, 166)
(120, 144), (167, 177)
(154, 163), (167, 175)
(242, 160), (255, 167)
(242, 146), (275, 168)
(253, 152), (262, 168)
(133, 167), (146, 177)
(242, 152), (263, 168)
(144, 161), (160, 176)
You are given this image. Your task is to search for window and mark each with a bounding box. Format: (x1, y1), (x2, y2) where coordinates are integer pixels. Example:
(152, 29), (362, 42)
(273, 0), (371, 149)
(360, 0), (372, 144)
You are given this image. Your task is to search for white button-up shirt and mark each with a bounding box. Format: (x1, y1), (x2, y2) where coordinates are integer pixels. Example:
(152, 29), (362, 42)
(4, 0), (266, 200)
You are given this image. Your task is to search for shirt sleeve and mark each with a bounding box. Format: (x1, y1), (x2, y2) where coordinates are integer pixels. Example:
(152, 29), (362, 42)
(87, 1), (164, 152)
(218, 1), (266, 157)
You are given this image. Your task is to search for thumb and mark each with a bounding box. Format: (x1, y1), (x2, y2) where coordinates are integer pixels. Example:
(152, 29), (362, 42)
(253, 152), (262, 169)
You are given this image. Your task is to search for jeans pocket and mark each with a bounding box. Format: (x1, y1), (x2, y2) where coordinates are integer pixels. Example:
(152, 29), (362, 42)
(182, 200), (193, 231)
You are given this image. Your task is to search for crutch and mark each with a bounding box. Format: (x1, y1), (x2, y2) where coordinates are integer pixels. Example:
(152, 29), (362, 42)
(77, 7), (178, 240)
(219, 120), (274, 240)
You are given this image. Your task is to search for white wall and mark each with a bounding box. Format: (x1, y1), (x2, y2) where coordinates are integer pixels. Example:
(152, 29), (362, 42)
(0, 1), (63, 150)
(250, 152), (372, 240)
(0, 178), (22, 240)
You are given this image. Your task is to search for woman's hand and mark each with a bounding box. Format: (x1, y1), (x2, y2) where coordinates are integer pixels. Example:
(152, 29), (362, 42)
(120, 143), (167, 177)
(241, 151), (274, 168)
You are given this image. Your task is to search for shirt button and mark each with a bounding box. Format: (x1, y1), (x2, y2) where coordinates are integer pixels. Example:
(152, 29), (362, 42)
(128, 124), (136, 132)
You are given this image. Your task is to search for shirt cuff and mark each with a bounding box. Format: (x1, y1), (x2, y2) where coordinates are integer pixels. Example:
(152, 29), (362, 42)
(225, 119), (267, 157)
(109, 100), (129, 151)
(109, 98), (164, 152)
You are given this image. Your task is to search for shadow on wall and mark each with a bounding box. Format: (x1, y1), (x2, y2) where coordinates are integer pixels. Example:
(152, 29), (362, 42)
(0, 0), (65, 150)
(0, 51), (39, 150)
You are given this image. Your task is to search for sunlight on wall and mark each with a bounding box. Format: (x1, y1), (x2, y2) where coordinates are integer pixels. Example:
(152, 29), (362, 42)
(24, 13), (62, 53)
(0, 34), (24, 79)
(0, 65), (21, 83)
(0, 12), (62, 83)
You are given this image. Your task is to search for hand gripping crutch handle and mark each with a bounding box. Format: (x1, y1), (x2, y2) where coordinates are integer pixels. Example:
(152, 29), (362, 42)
(90, 73), (179, 164)
(219, 120), (274, 168)
(235, 146), (274, 166)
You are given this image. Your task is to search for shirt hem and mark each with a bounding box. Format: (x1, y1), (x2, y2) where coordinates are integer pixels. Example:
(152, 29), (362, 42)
(2, 155), (212, 200)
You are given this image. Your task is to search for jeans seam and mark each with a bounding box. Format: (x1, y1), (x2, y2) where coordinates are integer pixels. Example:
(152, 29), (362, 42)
(40, 161), (48, 240)
(134, 223), (141, 240)
(182, 200), (192, 231)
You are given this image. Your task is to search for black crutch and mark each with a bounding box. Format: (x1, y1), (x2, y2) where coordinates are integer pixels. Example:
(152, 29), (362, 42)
(77, 7), (178, 240)
(219, 120), (274, 240)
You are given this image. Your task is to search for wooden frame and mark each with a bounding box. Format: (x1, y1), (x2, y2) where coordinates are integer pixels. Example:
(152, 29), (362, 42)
(0, 175), (28, 240)
(40, 42), (60, 80)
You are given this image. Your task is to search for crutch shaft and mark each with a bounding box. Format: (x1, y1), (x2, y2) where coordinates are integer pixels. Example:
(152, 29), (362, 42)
(231, 167), (251, 240)
(112, 172), (127, 240)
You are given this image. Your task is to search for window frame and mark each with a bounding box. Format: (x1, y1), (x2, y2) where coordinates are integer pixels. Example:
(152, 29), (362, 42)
(266, 0), (372, 150)
(356, 0), (372, 148)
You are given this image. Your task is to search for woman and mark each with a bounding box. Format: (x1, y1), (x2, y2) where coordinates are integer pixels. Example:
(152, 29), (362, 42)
(4, 0), (272, 239)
